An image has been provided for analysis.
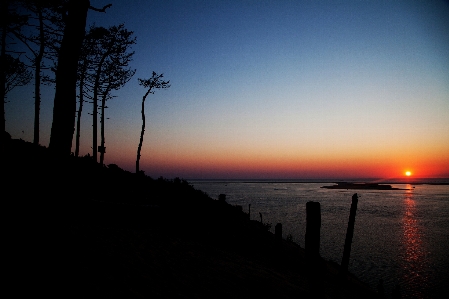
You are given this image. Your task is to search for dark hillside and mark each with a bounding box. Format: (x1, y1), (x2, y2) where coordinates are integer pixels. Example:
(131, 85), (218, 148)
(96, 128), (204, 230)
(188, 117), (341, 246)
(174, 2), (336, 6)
(3, 138), (378, 298)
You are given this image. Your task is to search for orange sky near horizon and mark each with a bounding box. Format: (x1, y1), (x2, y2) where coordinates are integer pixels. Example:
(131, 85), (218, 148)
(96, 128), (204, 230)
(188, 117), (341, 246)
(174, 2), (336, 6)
(108, 137), (449, 179)
(5, 1), (449, 180)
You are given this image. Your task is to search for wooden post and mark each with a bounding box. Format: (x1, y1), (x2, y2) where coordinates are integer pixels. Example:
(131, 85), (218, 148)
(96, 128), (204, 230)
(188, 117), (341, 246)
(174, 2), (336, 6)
(275, 223), (282, 241)
(341, 193), (359, 273)
(305, 201), (321, 257)
(248, 204), (251, 220)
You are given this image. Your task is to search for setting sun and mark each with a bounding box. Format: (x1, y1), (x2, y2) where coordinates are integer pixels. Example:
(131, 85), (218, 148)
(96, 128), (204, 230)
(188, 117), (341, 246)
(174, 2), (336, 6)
(405, 171), (412, 176)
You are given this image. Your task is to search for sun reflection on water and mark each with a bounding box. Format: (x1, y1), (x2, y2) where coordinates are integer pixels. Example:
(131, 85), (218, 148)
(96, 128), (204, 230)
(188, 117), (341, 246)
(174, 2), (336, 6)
(400, 184), (429, 298)
(403, 188), (422, 263)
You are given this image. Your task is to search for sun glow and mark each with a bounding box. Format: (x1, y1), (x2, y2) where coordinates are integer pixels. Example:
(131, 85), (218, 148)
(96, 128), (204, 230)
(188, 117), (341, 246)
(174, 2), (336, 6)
(405, 171), (412, 177)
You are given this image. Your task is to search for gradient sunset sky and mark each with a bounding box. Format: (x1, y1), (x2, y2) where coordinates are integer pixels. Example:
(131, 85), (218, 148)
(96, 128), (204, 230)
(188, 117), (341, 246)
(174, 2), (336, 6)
(6, 0), (449, 179)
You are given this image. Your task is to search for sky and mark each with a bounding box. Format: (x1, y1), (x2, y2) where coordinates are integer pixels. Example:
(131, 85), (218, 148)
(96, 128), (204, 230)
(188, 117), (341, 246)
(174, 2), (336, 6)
(6, 0), (449, 179)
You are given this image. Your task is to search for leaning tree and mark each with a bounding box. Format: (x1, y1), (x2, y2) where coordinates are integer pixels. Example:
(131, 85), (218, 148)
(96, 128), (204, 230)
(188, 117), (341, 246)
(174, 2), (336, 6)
(136, 72), (170, 174)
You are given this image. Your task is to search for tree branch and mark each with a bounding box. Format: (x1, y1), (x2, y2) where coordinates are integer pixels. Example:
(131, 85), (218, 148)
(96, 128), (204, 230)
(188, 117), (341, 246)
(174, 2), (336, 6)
(89, 4), (112, 13)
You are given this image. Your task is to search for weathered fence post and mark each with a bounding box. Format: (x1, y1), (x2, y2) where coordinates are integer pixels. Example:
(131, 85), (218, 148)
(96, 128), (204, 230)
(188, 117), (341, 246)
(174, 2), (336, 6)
(305, 201), (321, 257)
(275, 223), (282, 241)
(341, 193), (359, 273)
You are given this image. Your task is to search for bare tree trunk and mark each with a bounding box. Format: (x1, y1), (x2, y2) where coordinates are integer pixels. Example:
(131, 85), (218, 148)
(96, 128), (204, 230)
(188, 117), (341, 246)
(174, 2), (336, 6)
(99, 92), (107, 166)
(74, 95), (83, 157)
(49, 0), (89, 156)
(74, 72), (85, 157)
(75, 49), (90, 157)
(92, 76), (99, 161)
(136, 89), (151, 173)
(92, 53), (110, 162)
(33, 8), (44, 146)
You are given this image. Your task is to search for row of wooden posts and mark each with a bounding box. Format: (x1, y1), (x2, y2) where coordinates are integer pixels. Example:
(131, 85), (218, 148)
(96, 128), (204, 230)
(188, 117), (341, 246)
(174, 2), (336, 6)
(227, 192), (359, 273)
(240, 193), (399, 296)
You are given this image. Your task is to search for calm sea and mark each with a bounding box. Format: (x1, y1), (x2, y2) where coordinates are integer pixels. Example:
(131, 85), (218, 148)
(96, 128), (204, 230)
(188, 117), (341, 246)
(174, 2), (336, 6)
(190, 179), (449, 299)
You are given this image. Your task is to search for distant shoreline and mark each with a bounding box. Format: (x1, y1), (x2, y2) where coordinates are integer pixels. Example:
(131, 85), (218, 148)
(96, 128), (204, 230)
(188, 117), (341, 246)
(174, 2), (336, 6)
(189, 178), (449, 185)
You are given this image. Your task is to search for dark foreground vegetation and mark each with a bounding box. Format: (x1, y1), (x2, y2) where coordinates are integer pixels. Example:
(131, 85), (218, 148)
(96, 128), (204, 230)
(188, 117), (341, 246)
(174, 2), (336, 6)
(4, 137), (379, 298)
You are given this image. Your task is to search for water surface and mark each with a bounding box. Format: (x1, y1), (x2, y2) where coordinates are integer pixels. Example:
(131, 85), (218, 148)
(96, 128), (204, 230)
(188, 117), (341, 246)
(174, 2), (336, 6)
(190, 180), (449, 299)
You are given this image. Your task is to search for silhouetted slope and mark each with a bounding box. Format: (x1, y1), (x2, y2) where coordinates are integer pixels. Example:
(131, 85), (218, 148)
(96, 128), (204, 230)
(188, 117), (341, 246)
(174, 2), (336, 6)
(3, 138), (378, 298)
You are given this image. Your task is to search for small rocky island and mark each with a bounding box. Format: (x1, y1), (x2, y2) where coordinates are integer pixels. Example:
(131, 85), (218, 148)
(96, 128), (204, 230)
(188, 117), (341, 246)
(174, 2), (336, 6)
(321, 182), (409, 190)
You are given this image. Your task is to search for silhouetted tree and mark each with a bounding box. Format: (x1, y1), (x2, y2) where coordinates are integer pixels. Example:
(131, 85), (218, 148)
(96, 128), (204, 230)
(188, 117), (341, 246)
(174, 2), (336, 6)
(74, 28), (91, 157)
(3, 54), (33, 96)
(74, 25), (107, 157)
(29, 4), (46, 146)
(78, 24), (135, 162)
(136, 72), (170, 174)
(99, 56), (135, 166)
(88, 26), (110, 162)
(49, 0), (111, 156)
(48, 0), (89, 155)
(16, 1), (66, 145)
(1, 0), (29, 149)
(96, 25), (135, 164)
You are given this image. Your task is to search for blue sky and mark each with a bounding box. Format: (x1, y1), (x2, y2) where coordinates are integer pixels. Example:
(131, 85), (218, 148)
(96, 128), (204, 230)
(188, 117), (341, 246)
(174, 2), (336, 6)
(6, 0), (449, 179)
